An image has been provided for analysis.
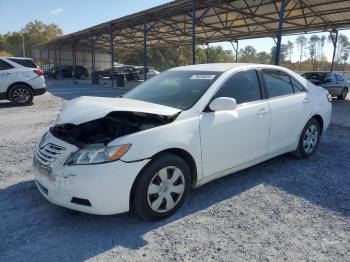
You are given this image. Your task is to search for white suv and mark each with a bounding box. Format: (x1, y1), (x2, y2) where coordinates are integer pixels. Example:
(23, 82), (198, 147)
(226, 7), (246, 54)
(0, 57), (46, 105)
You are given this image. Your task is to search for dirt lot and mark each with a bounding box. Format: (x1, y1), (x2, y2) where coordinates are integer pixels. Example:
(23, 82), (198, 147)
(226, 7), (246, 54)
(0, 80), (349, 261)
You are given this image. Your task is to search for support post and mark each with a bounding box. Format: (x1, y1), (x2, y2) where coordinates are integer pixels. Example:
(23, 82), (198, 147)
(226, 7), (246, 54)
(275, 0), (286, 65)
(57, 42), (62, 79)
(71, 40), (76, 81)
(110, 24), (115, 87)
(144, 15), (148, 81)
(230, 41), (239, 62)
(192, 0), (196, 65)
(206, 43), (209, 63)
(91, 36), (95, 84)
(39, 49), (42, 68)
(48, 49), (51, 71)
(331, 29), (339, 72)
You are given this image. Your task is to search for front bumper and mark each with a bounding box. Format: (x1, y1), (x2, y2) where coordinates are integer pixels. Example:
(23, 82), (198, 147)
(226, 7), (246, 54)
(33, 132), (150, 215)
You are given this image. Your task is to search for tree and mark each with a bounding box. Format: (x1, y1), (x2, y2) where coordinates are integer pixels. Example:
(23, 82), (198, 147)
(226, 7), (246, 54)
(238, 46), (257, 62)
(256, 51), (271, 64)
(295, 35), (307, 63)
(286, 40), (294, 62)
(270, 44), (288, 64)
(0, 20), (62, 57)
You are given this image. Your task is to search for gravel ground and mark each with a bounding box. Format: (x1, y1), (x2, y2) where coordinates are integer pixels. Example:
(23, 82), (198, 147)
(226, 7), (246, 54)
(0, 81), (349, 261)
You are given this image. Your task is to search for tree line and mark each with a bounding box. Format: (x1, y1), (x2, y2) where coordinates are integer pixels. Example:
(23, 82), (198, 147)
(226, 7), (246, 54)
(1, 20), (349, 72)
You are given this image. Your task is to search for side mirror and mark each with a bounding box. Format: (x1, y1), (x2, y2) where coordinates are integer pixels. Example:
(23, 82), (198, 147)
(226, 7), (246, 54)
(324, 78), (332, 83)
(209, 97), (237, 111)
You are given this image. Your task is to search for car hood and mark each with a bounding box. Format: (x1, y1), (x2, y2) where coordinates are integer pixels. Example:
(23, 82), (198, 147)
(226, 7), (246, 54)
(55, 96), (181, 125)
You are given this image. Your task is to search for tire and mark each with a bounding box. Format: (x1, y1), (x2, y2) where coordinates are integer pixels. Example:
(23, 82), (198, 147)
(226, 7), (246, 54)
(291, 118), (321, 159)
(131, 153), (191, 221)
(337, 88), (348, 100)
(8, 85), (33, 106)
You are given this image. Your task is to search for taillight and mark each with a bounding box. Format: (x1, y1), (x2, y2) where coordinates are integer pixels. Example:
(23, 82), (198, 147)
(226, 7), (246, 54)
(34, 69), (44, 76)
(327, 93), (332, 103)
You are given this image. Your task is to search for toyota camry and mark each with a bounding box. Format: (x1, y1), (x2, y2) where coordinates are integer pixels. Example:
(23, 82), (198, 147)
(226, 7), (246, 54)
(33, 63), (332, 220)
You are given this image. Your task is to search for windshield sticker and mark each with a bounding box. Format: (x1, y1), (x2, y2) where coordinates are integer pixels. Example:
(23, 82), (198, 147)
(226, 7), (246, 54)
(190, 75), (216, 80)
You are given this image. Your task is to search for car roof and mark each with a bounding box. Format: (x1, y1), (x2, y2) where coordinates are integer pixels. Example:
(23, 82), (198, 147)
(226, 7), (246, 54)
(170, 63), (288, 72)
(0, 57), (33, 60)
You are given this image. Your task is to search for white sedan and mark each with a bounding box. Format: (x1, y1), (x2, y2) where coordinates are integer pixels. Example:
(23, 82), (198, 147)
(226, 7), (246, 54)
(33, 63), (332, 220)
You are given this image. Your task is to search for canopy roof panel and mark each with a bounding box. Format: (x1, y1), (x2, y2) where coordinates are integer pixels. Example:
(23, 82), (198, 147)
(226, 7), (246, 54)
(34, 0), (350, 53)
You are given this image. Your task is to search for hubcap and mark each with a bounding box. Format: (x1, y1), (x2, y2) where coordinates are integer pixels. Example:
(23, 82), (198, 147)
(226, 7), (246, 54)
(13, 87), (30, 104)
(147, 166), (185, 213)
(303, 124), (318, 154)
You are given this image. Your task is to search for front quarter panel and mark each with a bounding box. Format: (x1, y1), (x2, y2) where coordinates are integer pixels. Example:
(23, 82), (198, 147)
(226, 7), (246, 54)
(109, 114), (203, 180)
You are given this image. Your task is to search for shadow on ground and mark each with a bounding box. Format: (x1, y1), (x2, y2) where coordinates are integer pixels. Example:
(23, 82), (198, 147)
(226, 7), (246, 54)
(1, 123), (349, 261)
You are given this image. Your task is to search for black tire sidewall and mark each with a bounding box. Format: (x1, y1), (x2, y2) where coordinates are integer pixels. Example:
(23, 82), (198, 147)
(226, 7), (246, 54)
(298, 118), (321, 158)
(9, 85), (33, 105)
(132, 153), (191, 221)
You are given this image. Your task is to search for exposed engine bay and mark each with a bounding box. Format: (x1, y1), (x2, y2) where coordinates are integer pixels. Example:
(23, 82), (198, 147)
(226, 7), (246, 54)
(50, 111), (179, 148)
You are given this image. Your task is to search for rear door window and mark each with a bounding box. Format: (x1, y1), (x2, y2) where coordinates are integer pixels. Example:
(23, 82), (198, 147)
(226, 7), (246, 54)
(0, 59), (15, 70)
(262, 70), (294, 98)
(8, 58), (37, 68)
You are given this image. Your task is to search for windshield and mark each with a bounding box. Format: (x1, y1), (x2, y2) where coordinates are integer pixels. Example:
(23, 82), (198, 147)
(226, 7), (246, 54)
(302, 72), (327, 81)
(123, 70), (222, 110)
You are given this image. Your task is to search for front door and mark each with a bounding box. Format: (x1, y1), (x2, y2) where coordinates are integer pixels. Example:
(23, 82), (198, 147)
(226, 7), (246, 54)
(200, 69), (270, 177)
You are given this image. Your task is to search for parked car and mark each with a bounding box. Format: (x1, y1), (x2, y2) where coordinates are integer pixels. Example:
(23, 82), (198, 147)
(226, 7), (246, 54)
(33, 63), (331, 220)
(0, 57), (46, 105)
(138, 68), (159, 80)
(302, 71), (349, 100)
(47, 65), (89, 79)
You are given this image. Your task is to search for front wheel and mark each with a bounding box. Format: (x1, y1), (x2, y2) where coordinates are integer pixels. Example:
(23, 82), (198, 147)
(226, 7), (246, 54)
(291, 118), (321, 159)
(8, 85), (33, 105)
(131, 153), (191, 221)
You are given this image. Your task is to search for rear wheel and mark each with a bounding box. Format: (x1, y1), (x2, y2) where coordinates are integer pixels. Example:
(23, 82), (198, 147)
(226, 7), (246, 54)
(131, 153), (191, 221)
(337, 88), (348, 100)
(8, 85), (33, 105)
(291, 118), (321, 159)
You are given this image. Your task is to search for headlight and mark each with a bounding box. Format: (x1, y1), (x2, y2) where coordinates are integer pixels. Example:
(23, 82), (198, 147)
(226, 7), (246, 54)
(66, 144), (131, 165)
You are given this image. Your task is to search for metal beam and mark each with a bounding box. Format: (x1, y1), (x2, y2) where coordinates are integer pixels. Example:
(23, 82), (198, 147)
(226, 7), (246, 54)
(331, 29), (339, 72)
(192, 0), (196, 65)
(275, 0), (286, 65)
(144, 15), (148, 80)
(110, 25), (115, 86)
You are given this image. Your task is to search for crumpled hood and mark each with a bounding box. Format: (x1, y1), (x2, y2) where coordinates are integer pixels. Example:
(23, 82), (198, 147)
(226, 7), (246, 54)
(55, 96), (181, 125)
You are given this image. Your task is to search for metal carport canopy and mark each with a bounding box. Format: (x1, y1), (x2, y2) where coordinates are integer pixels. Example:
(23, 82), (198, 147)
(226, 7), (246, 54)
(34, 0), (350, 53)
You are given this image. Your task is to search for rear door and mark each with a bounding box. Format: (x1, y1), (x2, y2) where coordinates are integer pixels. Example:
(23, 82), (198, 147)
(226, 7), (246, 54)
(0, 59), (17, 94)
(261, 69), (312, 154)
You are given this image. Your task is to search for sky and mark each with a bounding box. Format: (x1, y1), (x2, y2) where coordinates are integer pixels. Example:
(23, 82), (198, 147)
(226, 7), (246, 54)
(1, 0), (349, 62)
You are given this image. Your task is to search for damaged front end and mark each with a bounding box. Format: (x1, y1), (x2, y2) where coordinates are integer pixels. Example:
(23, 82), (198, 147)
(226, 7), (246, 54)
(50, 111), (179, 148)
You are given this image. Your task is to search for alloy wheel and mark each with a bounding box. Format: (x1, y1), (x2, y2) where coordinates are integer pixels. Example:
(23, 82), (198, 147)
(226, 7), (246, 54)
(147, 166), (185, 213)
(303, 124), (318, 154)
(12, 87), (31, 104)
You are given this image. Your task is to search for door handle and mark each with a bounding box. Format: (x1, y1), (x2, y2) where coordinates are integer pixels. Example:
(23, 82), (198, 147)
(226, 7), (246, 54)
(258, 108), (269, 117)
(303, 98), (311, 103)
